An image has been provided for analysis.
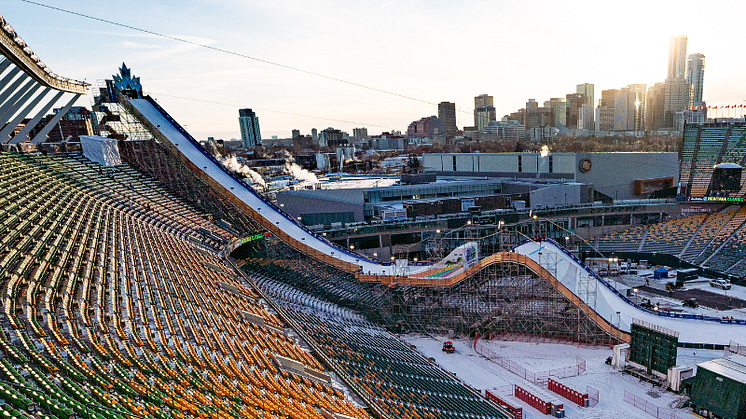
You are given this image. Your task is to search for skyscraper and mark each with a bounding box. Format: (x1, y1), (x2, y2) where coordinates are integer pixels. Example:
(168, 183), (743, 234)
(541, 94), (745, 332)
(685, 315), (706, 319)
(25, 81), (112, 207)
(291, 129), (300, 138)
(474, 94), (493, 109)
(474, 94), (496, 132)
(438, 102), (458, 136)
(544, 98), (566, 127)
(664, 36), (692, 128)
(576, 83), (595, 131)
(668, 36), (688, 80)
(686, 53), (705, 107)
(565, 93), (587, 129)
(646, 82), (667, 131)
(576, 83), (595, 110)
(238, 108), (261, 148)
(628, 84), (647, 131)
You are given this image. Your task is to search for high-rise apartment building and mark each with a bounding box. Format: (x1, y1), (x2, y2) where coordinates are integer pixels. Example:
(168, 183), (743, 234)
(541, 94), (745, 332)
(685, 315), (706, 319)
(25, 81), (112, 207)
(438, 102), (458, 136)
(238, 108), (261, 148)
(291, 129), (301, 138)
(686, 53), (705, 107)
(668, 36), (688, 80)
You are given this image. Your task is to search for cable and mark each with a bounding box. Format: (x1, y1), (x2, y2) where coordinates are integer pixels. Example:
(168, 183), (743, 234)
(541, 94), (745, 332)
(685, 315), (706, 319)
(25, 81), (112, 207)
(148, 92), (393, 129)
(17, 0), (471, 115)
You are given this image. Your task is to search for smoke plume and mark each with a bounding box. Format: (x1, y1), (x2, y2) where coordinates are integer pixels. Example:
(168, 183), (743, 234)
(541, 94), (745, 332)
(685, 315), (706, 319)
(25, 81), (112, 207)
(220, 156), (266, 188)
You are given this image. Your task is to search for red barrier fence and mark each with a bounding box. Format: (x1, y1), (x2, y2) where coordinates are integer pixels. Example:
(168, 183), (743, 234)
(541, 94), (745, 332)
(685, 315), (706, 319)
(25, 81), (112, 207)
(514, 385), (556, 415)
(475, 341), (586, 387)
(623, 390), (686, 419)
(486, 389), (523, 419)
(547, 378), (588, 407)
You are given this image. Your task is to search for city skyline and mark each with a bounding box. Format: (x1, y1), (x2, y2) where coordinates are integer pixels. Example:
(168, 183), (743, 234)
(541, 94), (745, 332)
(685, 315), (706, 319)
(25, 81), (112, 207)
(4, 0), (746, 140)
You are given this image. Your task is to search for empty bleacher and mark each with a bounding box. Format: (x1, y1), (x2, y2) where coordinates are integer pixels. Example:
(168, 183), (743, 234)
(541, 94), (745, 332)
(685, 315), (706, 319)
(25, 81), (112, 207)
(594, 205), (746, 276)
(253, 274), (509, 419)
(0, 152), (371, 419)
(640, 214), (706, 255)
(596, 226), (647, 253)
(689, 125), (729, 197)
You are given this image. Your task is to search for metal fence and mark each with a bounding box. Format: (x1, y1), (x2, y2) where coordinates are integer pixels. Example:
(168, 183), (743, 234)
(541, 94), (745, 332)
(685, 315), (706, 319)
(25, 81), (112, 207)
(623, 390), (687, 419)
(475, 341), (587, 387)
(587, 386), (599, 407)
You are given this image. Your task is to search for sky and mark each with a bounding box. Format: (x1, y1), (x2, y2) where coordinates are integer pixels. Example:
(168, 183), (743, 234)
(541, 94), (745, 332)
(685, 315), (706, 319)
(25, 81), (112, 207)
(4, 0), (746, 141)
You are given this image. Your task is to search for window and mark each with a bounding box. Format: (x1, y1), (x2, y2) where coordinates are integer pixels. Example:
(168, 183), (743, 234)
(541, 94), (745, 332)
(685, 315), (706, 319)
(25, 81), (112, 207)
(517, 156), (522, 173)
(549, 155), (553, 173)
(452, 156), (457, 171)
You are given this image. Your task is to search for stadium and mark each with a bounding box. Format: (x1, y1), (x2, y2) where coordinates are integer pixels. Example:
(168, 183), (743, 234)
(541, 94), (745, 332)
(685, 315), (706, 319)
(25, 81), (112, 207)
(1, 12), (746, 419)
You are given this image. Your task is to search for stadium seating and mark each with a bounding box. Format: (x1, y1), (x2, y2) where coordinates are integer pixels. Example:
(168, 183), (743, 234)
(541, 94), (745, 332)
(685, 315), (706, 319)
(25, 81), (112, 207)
(721, 125), (746, 198)
(689, 126), (729, 197)
(641, 214), (706, 254)
(596, 226), (647, 252)
(253, 275), (509, 419)
(596, 206), (746, 275)
(0, 152), (372, 419)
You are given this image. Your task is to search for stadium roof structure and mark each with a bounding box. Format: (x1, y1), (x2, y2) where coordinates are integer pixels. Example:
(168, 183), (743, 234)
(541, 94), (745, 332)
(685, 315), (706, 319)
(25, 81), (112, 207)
(0, 13), (89, 146)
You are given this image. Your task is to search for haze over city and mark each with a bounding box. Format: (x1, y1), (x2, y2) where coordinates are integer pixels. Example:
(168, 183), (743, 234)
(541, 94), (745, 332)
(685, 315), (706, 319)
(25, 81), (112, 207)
(5, 0), (746, 140)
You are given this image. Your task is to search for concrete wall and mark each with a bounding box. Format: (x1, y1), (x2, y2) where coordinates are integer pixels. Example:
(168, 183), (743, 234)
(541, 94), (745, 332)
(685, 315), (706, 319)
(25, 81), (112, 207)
(423, 153), (576, 178)
(529, 184), (584, 208)
(276, 190), (365, 223)
(575, 152), (678, 200)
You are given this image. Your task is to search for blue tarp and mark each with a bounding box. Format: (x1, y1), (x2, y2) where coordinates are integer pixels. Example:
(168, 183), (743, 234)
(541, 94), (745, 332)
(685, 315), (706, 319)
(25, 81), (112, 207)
(654, 267), (668, 279)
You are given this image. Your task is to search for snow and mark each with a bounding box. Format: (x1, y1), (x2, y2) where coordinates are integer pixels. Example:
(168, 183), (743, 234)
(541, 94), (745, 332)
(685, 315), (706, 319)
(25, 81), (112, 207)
(403, 334), (723, 418)
(515, 240), (746, 345)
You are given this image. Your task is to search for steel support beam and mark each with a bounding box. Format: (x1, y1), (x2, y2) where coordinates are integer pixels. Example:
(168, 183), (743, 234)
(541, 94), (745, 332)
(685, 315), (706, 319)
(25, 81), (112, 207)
(1, 87), (51, 144)
(0, 59), (12, 77)
(0, 78), (37, 123)
(30, 94), (80, 144)
(0, 68), (25, 106)
(6, 90), (64, 145)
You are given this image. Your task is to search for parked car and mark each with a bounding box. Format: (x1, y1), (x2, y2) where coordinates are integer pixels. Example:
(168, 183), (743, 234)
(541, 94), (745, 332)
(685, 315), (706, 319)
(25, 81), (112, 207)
(442, 341), (455, 353)
(710, 279), (732, 290)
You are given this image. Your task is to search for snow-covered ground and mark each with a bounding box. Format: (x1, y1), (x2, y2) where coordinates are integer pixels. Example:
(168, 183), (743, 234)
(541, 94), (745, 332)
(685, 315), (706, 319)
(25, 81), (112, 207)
(403, 334), (723, 419)
(613, 271), (746, 319)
